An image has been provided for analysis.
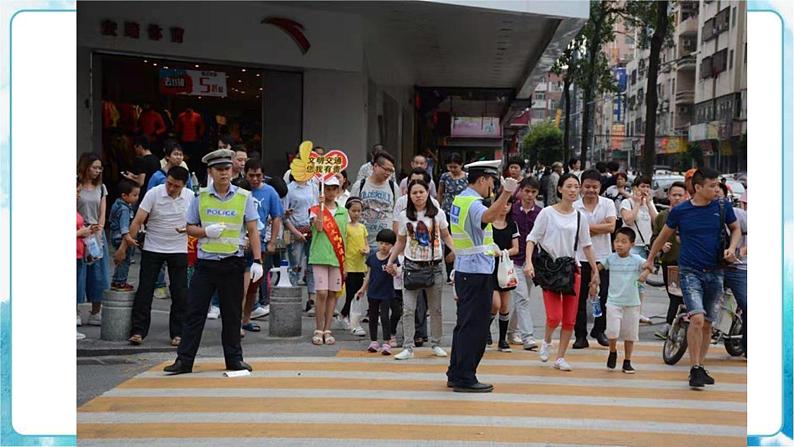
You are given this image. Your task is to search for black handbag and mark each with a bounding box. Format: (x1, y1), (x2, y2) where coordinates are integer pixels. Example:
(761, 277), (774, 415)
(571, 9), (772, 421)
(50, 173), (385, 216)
(403, 219), (437, 291)
(532, 211), (580, 295)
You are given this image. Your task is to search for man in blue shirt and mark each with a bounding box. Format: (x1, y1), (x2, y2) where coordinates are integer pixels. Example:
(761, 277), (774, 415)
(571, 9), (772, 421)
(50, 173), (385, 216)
(243, 158), (284, 324)
(645, 167), (742, 389)
(164, 149), (262, 375)
(446, 160), (518, 393)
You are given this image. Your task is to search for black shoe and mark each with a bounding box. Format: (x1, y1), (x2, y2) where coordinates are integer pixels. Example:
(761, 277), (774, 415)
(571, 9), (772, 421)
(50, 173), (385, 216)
(622, 360), (635, 374)
(226, 360), (253, 372)
(486, 333), (493, 346)
(702, 368), (715, 385)
(498, 340), (512, 352)
(453, 382), (494, 393)
(606, 351), (617, 370)
(572, 337), (589, 349)
(592, 331), (609, 347)
(446, 381), (455, 388)
(304, 299), (314, 312)
(414, 337), (424, 347)
(689, 366), (705, 388)
(163, 358), (193, 375)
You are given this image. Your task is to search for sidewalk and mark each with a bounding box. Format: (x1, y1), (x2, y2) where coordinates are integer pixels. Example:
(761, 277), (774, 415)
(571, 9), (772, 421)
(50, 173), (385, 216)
(78, 252), (672, 358)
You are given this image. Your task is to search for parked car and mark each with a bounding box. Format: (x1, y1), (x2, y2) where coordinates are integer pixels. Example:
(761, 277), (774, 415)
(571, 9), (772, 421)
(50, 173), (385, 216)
(652, 174), (685, 205)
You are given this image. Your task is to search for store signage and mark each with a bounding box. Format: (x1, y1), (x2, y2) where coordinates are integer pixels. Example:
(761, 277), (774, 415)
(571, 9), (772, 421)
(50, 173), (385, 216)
(610, 124), (625, 150)
(101, 19), (184, 43)
(450, 116), (501, 138)
(159, 69), (227, 97)
(262, 17), (310, 54)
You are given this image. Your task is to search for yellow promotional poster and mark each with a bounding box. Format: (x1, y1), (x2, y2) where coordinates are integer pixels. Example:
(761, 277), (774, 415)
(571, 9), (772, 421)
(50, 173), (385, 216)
(289, 140), (349, 182)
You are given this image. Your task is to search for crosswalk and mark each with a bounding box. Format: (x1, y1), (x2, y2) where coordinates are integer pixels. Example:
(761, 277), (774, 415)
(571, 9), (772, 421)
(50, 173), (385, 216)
(78, 342), (746, 446)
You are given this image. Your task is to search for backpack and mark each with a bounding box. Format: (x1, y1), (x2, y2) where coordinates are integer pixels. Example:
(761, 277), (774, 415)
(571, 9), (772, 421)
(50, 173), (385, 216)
(358, 178), (397, 206)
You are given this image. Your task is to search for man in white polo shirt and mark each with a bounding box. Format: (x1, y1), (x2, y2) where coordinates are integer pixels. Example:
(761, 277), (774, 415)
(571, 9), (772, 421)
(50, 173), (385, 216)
(573, 169), (617, 348)
(125, 166), (194, 347)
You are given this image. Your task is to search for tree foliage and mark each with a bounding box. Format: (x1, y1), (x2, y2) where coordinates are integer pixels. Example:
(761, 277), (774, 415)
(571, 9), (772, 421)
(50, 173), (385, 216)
(523, 120), (564, 167)
(576, 0), (621, 164)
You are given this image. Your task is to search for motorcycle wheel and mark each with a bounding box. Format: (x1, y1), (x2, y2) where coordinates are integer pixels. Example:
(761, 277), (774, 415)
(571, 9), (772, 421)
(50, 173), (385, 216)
(663, 318), (689, 365)
(724, 315), (744, 357)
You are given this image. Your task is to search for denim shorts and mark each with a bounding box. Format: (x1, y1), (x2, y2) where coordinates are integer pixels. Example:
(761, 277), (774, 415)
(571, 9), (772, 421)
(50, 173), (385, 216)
(679, 266), (723, 322)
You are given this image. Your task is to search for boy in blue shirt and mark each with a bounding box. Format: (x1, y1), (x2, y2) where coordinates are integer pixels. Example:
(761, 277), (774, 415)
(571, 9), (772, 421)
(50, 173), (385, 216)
(596, 227), (650, 374)
(110, 179), (140, 291)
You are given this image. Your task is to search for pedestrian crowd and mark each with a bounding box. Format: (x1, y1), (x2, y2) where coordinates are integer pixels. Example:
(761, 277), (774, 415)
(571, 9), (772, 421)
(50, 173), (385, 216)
(77, 142), (747, 391)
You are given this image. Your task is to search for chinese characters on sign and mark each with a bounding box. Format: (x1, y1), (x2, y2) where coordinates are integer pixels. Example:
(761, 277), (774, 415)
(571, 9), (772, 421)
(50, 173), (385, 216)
(307, 150), (349, 181)
(100, 19), (184, 43)
(159, 69), (227, 97)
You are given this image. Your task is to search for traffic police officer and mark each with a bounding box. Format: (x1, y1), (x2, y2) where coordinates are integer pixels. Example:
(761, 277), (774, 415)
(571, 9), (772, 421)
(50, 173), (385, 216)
(165, 149), (264, 374)
(446, 160), (518, 392)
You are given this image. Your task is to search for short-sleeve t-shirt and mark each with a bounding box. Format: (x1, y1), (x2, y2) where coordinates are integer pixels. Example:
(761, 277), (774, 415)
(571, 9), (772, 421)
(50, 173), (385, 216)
(620, 199), (653, 246)
(76, 212), (85, 259)
(77, 184), (107, 225)
(602, 252), (646, 306)
(666, 199), (737, 271)
(527, 207), (592, 265)
(574, 196), (617, 262)
(493, 221), (519, 252)
(366, 253), (395, 300)
(398, 210), (448, 262)
(352, 178), (396, 248)
(133, 154), (161, 194)
(345, 222), (369, 273)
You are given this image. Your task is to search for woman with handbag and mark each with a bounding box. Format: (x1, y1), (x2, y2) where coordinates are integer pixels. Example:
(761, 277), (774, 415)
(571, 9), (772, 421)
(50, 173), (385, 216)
(524, 173), (600, 371)
(387, 179), (455, 360)
(490, 196), (520, 352)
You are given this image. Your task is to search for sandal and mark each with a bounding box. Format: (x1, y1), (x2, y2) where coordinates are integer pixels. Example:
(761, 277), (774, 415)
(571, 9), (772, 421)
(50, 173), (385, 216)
(170, 336), (181, 347)
(324, 330), (335, 345)
(128, 334), (143, 345)
(242, 322), (261, 332)
(312, 330), (324, 345)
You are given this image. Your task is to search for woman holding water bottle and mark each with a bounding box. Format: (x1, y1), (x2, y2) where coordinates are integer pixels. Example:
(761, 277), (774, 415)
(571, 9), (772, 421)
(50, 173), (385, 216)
(524, 173), (600, 372)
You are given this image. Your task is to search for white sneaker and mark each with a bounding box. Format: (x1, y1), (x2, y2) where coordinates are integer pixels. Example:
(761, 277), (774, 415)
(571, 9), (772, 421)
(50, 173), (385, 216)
(523, 336), (538, 351)
(553, 357), (572, 371)
(207, 305), (220, 320)
(539, 340), (551, 362)
(153, 287), (170, 300)
(76, 332), (86, 340)
(509, 334), (523, 345)
(76, 313), (82, 327)
(250, 305), (269, 319)
(87, 312), (102, 326)
(351, 327), (366, 337)
(394, 348), (414, 360)
(431, 346), (448, 357)
(341, 317), (352, 330)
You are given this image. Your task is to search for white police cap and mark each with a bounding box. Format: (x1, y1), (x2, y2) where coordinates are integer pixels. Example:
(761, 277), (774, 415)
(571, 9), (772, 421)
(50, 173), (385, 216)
(201, 148), (235, 168)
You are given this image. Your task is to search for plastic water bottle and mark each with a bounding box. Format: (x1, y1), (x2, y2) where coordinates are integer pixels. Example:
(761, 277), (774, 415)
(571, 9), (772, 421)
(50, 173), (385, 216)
(190, 172), (200, 194)
(590, 296), (603, 318)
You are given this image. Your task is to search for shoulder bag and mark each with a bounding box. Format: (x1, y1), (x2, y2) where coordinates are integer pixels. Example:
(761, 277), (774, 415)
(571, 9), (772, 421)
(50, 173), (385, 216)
(532, 211), (580, 295)
(403, 217), (437, 291)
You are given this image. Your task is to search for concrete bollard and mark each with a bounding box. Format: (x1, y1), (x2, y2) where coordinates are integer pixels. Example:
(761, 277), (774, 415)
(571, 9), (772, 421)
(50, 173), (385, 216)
(269, 286), (303, 337)
(101, 289), (135, 341)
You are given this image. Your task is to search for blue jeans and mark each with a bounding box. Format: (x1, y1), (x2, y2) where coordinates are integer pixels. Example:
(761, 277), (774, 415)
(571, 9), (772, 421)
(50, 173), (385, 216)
(679, 266), (723, 322)
(723, 267), (747, 351)
(77, 259), (87, 304)
(111, 241), (132, 283)
(84, 233), (110, 302)
(287, 240), (314, 294)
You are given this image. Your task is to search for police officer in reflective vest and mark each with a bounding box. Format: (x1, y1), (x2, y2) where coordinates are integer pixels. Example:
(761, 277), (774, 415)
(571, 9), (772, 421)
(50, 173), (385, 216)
(446, 160), (518, 392)
(165, 149), (264, 374)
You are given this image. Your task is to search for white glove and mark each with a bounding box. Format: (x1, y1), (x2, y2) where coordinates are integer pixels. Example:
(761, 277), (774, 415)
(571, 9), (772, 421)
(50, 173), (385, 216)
(250, 262), (264, 284)
(204, 223), (226, 239)
(502, 176), (518, 193)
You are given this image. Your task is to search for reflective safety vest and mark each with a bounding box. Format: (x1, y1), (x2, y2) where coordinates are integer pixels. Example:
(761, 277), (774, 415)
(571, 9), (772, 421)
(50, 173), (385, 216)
(198, 188), (249, 254)
(450, 195), (497, 256)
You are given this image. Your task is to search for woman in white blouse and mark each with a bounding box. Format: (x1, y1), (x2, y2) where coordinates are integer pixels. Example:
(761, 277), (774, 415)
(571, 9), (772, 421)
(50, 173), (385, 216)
(524, 173), (600, 371)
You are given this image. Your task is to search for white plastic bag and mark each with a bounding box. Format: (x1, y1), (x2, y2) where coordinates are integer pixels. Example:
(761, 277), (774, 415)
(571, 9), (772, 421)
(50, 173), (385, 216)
(497, 249), (518, 289)
(349, 294), (364, 329)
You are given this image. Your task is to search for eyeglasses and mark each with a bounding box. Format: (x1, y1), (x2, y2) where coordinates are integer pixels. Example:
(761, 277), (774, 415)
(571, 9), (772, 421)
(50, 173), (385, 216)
(377, 164), (395, 174)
